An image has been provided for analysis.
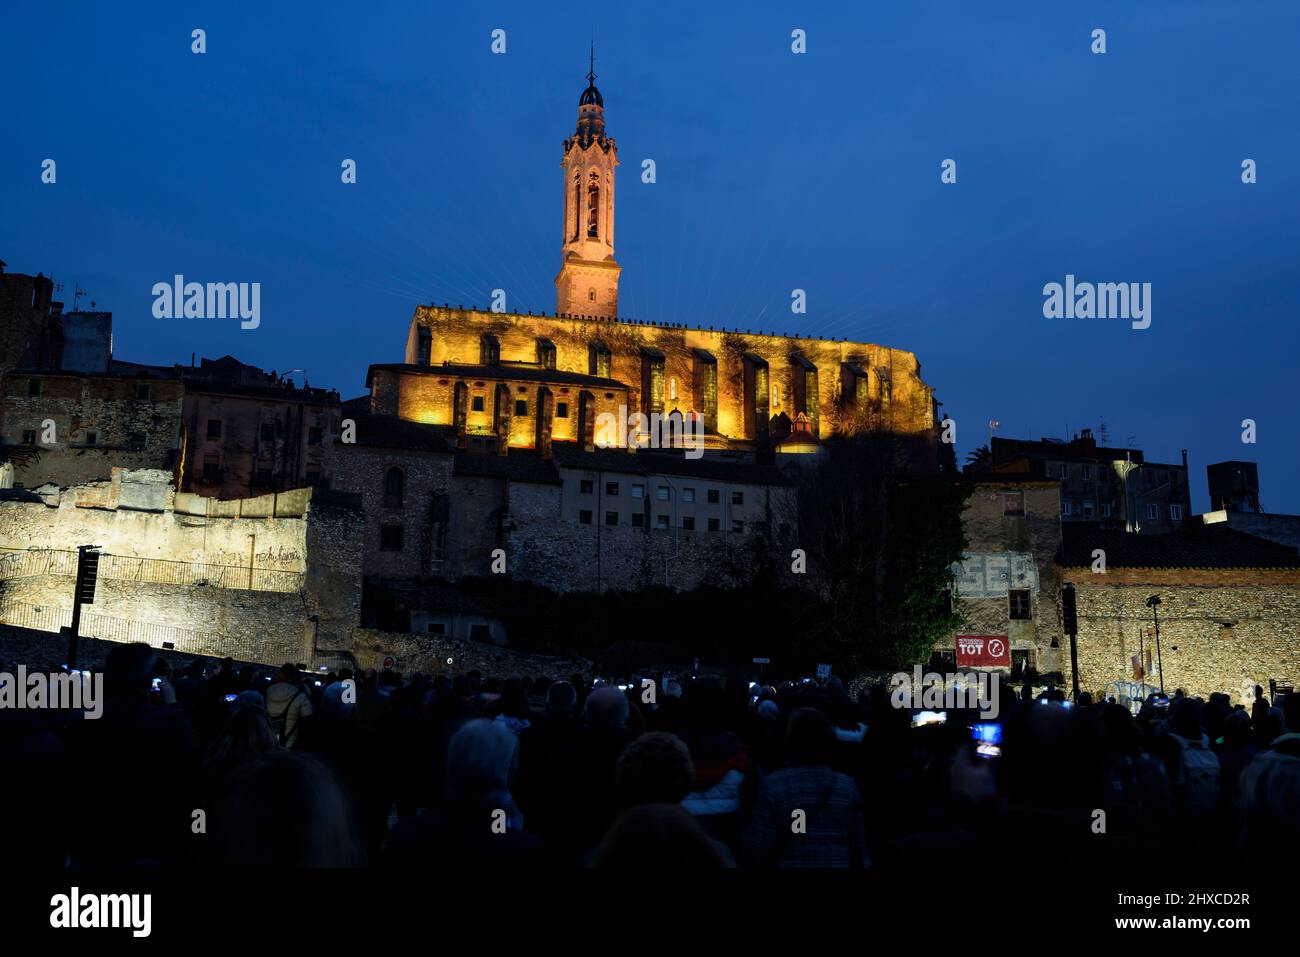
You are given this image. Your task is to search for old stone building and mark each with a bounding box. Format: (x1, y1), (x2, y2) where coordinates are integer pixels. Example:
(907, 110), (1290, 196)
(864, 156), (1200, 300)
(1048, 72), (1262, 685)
(0, 263), (60, 375)
(315, 61), (922, 638)
(972, 431), (1191, 532)
(0, 368), (184, 488)
(401, 67), (940, 463)
(175, 356), (341, 499)
(0, 468), (363, 662)
(326, 414), (798, 603)
(365, 362), (630, 456)
(943, 476), (1064, 678)
(1059, 523), (1300, 699)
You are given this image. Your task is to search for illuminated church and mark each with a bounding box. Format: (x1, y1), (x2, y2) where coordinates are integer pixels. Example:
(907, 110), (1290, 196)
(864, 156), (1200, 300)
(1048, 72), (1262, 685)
(366, 55), (939, 464)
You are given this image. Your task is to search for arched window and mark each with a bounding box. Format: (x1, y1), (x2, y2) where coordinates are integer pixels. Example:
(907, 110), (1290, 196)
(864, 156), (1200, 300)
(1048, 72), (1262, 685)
(383, 466), (404, 506)
(572, 172), (581, 240)
(587, 171), (600, 238)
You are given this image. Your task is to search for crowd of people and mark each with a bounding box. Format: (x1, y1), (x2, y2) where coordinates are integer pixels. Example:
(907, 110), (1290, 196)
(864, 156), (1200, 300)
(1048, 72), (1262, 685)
(1, 643), (1297, 869)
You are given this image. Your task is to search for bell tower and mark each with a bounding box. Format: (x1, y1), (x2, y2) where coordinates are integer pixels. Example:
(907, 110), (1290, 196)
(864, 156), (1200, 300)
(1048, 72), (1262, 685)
(556, 46), (620, 320)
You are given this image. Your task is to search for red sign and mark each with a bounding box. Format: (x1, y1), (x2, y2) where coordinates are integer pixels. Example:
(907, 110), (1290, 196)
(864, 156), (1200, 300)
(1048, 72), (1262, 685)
(955, 635), (1010, 667)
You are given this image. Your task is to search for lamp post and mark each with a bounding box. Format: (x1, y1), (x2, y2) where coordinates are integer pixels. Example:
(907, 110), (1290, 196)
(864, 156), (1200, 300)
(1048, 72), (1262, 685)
(1146, 594), (1165, 692)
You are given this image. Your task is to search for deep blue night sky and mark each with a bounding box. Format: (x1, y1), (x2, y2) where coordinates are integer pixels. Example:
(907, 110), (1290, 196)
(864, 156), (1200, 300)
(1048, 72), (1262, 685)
(3, 1), (1297, 511)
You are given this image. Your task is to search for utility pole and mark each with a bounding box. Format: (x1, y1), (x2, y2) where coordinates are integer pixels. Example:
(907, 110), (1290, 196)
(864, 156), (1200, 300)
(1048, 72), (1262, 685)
(1062, 583), (1079, 700)
(1147, 595), (1165, 692)
(66, 545), (100, 668)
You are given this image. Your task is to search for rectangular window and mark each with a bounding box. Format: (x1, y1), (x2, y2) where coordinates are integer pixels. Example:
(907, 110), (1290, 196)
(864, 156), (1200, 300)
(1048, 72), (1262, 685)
(28, 378), (42, 398)
(1101, 503), (1112, 518)
(1147, 503), (1159, 520)
(85, 431), (97, 446)
(632, 513), (645, 528)
(1081, 465), (1091, 480)
(631, 484), (645, 499)
(707, 489), (720, 504)
(260, 423), (275, 442)
(731, 491), (744, 506)
(380, 525), (404, 551)
(605, 511), (619, 526)
(1170, 504), (1183, 520)
(1062, 500), (1073, 517)
(708, 518), (720, 532)
(682, 516), (695, 531)
(1003, 492), (1024, 516)
(1058, 464), (1068, 480)
(656, 515), (670, 529)
(656, 486), (670, 501)
(470, 623), (491, 642)
(580, 479), (594, 494)
(1009, 589), (1032, 620)
(471, 395), (485, 412)
(135, 382), (151, 401)
(202, 460), (221, 483)
(128, 432), (146, 449)
(731, 519), (744, 533)
(605, 482), (618, 496)
(308, 426), (322, 445)
(1082, 501), (1095, 518)
(21, 430), (36, 445)
(579, 509), (593, 525)
(207, 419), (222, 439)
(515, 399), (528, 417)
(556, 402), (569, 419)
(683, 487), (696, 503)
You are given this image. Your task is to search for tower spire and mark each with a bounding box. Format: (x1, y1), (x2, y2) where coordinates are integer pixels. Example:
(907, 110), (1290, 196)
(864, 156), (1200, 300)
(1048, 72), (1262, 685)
(558, 49), (620, 320)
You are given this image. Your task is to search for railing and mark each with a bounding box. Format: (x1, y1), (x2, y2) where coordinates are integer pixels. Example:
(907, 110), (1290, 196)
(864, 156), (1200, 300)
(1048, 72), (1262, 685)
(0, 547), (303, 593)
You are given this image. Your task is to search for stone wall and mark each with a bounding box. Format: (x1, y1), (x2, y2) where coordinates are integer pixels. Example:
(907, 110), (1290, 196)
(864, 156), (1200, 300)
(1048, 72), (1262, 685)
(0, 372), (184, 487)
(0, 469), (363, 666)
(181, 388), (338, 499)
(1063, 567), (1300, 701)
(326, 442), (456, 579)
(405, 307), (936, 447)
(506, 479), (795, 592)
(350, 627), (590, 679)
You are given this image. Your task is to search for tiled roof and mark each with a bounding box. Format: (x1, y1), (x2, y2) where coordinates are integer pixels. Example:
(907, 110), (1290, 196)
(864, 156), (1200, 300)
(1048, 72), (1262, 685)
(453, 450), (563, 485)
(339, 413), (455, 452)
(1059, 524), (1300, 569)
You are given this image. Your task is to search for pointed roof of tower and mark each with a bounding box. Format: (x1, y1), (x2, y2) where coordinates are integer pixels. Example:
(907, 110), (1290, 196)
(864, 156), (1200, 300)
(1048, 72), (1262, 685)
(579, 42), (603, 106)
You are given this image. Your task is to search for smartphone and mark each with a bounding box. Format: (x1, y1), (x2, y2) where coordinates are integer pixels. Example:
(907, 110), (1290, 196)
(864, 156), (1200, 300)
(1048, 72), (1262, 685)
(224, 693), (237, 703)
(971, 722), (1003, 758)
(912, 710), (947, 728)
(151, 678), (162, 692)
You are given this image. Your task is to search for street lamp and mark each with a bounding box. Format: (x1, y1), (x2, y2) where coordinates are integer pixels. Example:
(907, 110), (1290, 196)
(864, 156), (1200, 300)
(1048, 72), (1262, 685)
(1146, 594), (1165, 692)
